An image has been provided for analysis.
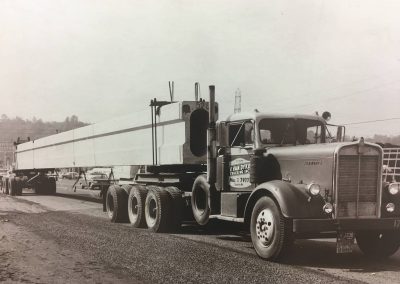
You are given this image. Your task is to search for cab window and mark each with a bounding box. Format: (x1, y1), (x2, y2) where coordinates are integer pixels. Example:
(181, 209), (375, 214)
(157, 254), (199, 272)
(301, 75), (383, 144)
(229, 121), (254, 147)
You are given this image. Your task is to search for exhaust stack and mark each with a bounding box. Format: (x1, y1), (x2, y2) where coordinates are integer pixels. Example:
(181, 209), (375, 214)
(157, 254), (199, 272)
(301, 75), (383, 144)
(207, 85), (217, 186)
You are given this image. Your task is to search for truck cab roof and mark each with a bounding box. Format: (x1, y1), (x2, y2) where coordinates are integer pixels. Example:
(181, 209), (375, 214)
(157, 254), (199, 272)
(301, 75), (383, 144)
(223, 111), (326, 124)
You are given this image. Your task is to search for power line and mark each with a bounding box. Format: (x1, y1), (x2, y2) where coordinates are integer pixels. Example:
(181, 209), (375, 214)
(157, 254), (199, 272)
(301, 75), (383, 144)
(274, 78), (400, 112)
(343, 117), (400, 126)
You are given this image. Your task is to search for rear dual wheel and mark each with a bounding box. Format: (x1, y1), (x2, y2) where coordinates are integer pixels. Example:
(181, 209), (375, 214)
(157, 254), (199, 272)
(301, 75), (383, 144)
(128, 185), (147, 228)
(106, 185), (129, 223)
(144, 186), (173, 232)
(8, 178), (20, 196)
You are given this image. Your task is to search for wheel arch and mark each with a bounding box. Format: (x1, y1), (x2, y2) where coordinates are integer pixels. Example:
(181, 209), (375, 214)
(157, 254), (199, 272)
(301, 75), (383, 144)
(244, 180), (324, 225)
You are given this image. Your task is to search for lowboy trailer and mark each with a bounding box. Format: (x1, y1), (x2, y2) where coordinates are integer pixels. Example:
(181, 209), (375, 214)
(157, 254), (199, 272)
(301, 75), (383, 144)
(4, 85), (400, 261)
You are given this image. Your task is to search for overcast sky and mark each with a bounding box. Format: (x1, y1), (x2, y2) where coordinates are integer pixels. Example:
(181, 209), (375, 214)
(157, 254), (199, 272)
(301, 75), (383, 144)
(1, 0), (399, 137)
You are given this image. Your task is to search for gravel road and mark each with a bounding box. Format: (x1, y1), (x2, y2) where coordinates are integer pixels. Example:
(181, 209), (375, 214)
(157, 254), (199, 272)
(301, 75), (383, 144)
(1, 186), (400, 283)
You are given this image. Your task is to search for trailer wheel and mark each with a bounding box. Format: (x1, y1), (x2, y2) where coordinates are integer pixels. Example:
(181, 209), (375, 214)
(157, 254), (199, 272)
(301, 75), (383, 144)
(250, 196), (292, 261)
(1, 178), (8, 194)
(144, 186), (172, 232)
(5, 178), (9, 195)
(191, 174), (210, 226)
(8, 178), (17, 196)
(106, 185), (129, 223)
(356, 231), (400, 258)
(165, 186), (183, 230)
(14, 177), (22, 196)
(128, 185), (147, 228)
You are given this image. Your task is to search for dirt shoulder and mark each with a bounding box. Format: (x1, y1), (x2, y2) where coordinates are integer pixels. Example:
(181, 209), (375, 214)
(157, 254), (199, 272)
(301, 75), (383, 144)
(0, 217), (138, 283)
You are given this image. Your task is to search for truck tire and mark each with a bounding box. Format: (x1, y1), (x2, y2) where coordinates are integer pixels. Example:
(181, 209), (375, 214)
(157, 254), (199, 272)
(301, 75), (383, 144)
(144, 186), (172, 232)
(356, 231), (400, 258)
(250, 196), (293, 261)
(128, 185), (147, 228)
(15, 177), (23, 196)
(165, 186), (183, 230)
(1, 178), (7, 194)
(191, 174), (210, 226)
(106, 185), (129, 223)
(120, 184), (132, 195)
(5, 178), (9, 195)
(9, 178), (17, 196)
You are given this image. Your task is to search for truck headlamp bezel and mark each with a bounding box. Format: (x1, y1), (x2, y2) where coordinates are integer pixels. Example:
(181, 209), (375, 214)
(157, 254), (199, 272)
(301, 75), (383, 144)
(388, 183), (400, 195)
(307, 183), (321, 196)
(386, 203), (395, 213)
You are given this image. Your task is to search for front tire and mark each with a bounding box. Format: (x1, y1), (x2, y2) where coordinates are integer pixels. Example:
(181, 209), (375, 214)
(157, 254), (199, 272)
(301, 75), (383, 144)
(357, 231), (400, 258)
(250, 196), (293, 261)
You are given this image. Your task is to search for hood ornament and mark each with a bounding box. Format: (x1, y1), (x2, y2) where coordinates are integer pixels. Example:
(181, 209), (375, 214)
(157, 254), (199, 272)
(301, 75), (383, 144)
(358, 137), (366, 154)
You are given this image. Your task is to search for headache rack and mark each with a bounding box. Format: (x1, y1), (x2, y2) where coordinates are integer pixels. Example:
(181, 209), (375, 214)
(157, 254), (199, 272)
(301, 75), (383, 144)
(382, 147), (400, 182)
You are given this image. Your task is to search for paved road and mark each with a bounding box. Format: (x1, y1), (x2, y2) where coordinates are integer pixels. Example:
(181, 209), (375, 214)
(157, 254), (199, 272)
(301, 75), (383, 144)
(1, 184), (400, 283)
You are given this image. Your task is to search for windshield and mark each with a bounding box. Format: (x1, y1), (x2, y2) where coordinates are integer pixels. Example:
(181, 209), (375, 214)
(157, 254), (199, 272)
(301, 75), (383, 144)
(258, 118), (325, 145)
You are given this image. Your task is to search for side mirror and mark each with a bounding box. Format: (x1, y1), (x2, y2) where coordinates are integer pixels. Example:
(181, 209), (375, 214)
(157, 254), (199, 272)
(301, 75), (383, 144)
(336, 126), (345, 142)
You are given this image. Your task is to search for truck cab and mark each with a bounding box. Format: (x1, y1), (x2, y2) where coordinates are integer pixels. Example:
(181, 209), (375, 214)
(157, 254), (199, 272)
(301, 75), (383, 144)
(215, 113), (340, 193)
(191, 109), (400, 260)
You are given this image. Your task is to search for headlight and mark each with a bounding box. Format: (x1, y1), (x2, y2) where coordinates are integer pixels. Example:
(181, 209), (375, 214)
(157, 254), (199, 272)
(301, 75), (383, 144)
(323, 203), (333, 214)
(388, 183), (400, 195)
(386, 203), (395, 213)
(307, 183), (321, 196)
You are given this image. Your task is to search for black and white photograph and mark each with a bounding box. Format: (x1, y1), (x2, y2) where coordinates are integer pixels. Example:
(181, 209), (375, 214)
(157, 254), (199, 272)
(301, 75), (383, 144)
(1, 1), (400, 283)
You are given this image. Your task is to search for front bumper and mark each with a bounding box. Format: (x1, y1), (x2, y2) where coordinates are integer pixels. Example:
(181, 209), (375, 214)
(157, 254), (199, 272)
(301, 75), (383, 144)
(293, 218), (400, 233)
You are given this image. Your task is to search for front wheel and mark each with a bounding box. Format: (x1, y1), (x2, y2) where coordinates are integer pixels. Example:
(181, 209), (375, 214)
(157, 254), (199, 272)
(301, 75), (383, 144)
(356, 231), (400, 258)
(250, 196), (293, 261)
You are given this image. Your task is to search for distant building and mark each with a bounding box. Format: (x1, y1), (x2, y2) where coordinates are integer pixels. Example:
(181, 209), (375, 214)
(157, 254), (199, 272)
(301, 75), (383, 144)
(0, 141), (15, 169)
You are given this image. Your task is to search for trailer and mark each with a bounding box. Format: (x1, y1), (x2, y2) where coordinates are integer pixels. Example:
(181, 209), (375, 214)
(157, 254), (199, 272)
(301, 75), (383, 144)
(4, 85), (400, 261)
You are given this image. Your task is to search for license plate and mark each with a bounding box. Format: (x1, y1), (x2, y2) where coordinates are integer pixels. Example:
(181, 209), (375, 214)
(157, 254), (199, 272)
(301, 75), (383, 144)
(336, 231), (354, 254)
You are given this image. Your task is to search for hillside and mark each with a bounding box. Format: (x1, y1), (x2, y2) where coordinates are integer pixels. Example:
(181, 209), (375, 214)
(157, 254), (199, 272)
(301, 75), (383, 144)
(0, 114), (89, 142)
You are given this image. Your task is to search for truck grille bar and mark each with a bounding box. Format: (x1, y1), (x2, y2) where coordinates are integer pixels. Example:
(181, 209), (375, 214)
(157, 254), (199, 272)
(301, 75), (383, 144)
(337, 155), (379, 218)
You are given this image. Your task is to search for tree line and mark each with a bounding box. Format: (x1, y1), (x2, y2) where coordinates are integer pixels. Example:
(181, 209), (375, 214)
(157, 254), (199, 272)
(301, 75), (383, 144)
(0, 114), (88, 142)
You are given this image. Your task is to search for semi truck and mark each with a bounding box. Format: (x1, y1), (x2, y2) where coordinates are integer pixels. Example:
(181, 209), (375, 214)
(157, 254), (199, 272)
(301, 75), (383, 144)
(2, 85), (400, 261)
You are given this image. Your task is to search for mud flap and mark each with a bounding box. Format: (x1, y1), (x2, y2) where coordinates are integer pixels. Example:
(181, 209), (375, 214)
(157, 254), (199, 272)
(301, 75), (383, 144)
(336, 231), (355, 253)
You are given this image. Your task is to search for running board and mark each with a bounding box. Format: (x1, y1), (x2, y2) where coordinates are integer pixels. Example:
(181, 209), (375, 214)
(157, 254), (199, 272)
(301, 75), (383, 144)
(209, 215), (244, 223)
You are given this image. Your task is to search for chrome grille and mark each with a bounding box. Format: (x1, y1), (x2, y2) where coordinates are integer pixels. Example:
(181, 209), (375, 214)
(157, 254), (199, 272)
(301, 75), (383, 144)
(337, 155), (379, 218)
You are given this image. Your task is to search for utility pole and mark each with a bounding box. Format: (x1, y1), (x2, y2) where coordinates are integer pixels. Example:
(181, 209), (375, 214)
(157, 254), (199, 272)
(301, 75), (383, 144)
(234, 88), (241, 113)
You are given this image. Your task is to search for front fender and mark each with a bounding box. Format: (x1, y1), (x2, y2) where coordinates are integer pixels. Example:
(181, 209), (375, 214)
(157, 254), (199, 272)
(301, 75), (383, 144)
(244, 180), (326, 221)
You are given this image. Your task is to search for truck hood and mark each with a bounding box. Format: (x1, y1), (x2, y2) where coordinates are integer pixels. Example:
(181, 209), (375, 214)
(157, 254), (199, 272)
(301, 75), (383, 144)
(265, 142), (346, 159)
(263, 143), (348, 195)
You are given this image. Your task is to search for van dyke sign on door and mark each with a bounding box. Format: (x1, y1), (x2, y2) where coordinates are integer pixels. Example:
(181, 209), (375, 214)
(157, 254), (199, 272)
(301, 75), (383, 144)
(229, 158), (251, 188)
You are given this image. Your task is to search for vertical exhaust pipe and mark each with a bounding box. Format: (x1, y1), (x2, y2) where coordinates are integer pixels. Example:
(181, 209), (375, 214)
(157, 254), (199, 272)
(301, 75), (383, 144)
(207, 85), (216, 185)
(207, 85), (220, 214)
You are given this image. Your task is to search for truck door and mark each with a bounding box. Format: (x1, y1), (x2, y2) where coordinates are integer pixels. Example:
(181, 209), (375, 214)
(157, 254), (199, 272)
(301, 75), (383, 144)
(226, 120), (255, 191)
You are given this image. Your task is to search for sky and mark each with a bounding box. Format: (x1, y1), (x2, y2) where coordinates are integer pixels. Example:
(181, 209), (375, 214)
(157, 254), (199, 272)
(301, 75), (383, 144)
(0, 0), (399, 137)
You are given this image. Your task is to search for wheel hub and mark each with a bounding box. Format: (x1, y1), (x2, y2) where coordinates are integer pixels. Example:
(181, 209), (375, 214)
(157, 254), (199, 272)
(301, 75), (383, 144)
(256, 209), (274, 246)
